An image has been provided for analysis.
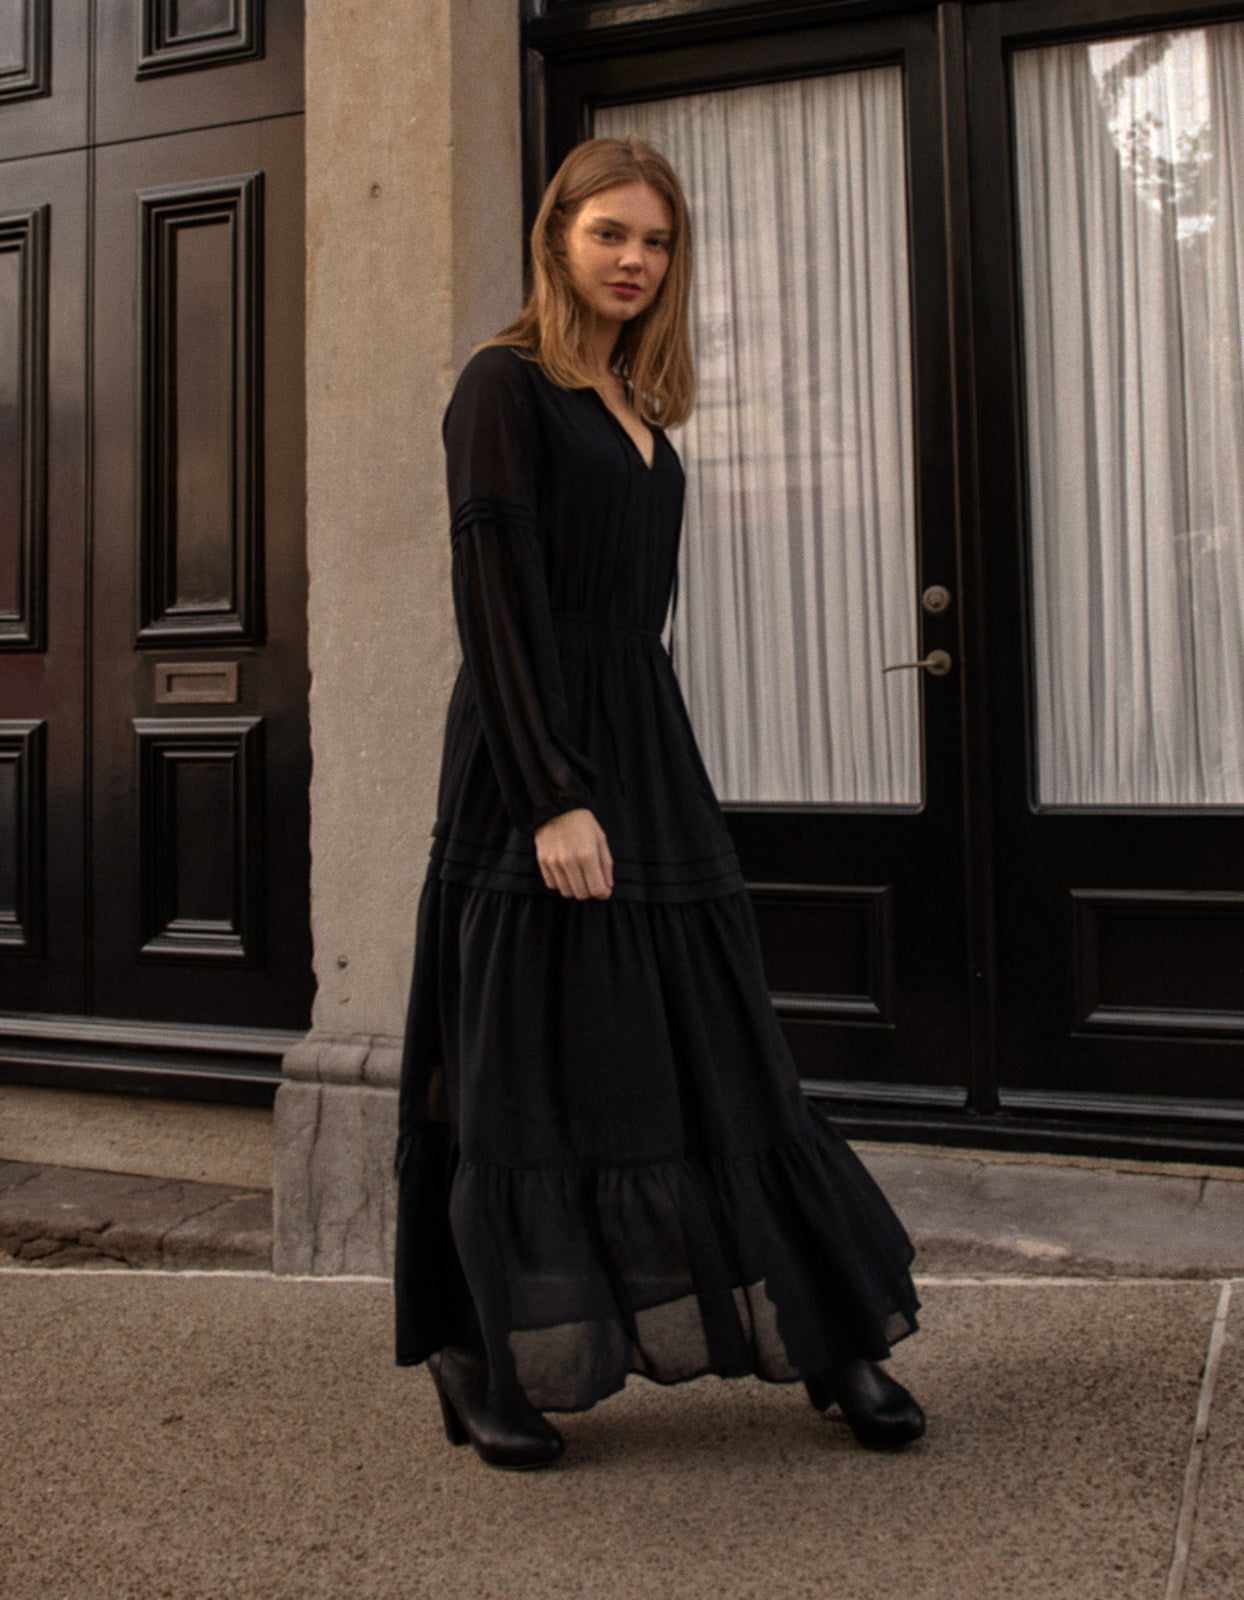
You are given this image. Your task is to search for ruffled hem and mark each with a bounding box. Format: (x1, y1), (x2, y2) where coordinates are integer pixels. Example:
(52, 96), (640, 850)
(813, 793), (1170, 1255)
(394, 1109), (919, 1414)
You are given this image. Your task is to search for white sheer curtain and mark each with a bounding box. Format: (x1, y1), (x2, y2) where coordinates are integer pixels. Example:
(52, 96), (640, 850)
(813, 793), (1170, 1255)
(1015, 22), (1244, 806)
(596, 71), (920, 805)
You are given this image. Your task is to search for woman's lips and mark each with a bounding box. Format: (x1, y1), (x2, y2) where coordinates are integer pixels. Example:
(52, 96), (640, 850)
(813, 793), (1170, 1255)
(608, 282), (641, 298)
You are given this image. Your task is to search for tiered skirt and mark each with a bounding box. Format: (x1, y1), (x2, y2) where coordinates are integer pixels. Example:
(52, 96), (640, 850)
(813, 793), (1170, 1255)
(394, 873), (919, 1414)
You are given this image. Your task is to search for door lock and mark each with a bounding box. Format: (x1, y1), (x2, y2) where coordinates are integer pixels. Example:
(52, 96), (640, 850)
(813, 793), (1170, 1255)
(882, 649), (953, 677)
(922, 584), (952, 614)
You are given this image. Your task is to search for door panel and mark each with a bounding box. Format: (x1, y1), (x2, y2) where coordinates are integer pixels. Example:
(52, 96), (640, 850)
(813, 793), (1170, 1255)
(0, 151), (88, 1014)
(94, 0), (304, 144)
(0, 1), (88, 161)
(568, 12), (972, 1101)
(91, 114), (309, 1027)
(969, 0), (1244, 1121)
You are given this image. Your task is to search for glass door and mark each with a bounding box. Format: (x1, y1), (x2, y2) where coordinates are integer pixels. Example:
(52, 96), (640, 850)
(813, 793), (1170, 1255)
(969, 0), (1244, 1133)
(550, 10), (975, 1116)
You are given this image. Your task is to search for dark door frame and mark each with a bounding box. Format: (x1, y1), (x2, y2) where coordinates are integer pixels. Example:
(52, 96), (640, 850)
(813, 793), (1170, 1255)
(524, 0), (1244, 1163)
(967, 0), (1244, 1140)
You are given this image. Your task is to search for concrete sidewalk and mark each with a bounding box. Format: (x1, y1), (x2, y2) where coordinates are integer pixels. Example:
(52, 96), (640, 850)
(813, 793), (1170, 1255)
(2, 1267), (1240, 1599)
(4, 1138), (1244, 1598)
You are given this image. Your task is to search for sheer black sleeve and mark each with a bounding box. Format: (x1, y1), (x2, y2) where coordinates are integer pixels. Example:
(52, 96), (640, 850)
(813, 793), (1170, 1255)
(444, 347), (598, 837)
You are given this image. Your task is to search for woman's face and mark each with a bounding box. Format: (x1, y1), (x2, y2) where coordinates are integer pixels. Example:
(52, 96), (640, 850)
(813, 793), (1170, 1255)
(562, 180), (673, 329)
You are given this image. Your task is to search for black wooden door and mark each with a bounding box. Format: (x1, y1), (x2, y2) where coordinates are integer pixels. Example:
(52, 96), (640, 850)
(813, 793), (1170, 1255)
(967, 0), (1244, 1139)
(91, 112), (309, 1030)
(1, 1), (310, 1082)
(0, 148), (88, 1015)
(544, 10), (976, 1115)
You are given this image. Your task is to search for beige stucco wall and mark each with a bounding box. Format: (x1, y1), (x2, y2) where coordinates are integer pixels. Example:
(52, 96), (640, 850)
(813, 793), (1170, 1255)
(303, 0), (522, 1034)
(275, 0), (523, 1271)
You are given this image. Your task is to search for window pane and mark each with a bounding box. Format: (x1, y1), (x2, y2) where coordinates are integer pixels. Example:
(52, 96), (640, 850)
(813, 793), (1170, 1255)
(1015, 22), (1244, 806)
(596, 70), (921, 805)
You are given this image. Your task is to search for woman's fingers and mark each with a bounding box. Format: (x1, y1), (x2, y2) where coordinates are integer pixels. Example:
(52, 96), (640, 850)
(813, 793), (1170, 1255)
(563, 845), (606, 900)
(582, 849), (610, 900)
(535, 807), (612, 900)
(588, 819), (614, 896)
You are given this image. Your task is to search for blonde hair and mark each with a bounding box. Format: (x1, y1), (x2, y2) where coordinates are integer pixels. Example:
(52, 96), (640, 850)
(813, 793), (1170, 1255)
(483, 135), (695, 427)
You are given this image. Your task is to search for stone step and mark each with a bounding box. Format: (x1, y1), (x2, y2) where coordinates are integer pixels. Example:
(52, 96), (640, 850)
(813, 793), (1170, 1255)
(0, 1159), (271, 1271)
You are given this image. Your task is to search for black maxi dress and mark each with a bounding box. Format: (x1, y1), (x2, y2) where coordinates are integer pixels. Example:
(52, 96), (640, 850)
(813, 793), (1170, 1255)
(394, 343), (920, 1415)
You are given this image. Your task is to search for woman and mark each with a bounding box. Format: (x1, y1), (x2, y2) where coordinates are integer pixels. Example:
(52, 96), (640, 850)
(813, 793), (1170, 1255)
(394, 135), (925, 1471)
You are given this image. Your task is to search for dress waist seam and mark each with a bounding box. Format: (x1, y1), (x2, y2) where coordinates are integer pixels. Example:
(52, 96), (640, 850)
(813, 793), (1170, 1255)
(550, 611), (661, 641)
(430, 828), (740, 870)
(430, 856), (748, 903)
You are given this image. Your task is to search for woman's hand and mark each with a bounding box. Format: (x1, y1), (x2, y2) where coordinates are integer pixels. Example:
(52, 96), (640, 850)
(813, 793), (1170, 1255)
(535, 808), (614, 900)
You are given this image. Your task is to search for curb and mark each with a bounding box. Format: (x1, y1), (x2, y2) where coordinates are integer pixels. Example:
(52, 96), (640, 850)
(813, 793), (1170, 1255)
(0, 1159), (272, 1272)
(859, 1146), (1244, 1281)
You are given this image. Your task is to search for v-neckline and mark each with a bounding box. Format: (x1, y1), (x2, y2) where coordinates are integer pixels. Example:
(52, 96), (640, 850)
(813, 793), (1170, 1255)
(589, 386), (658, 472)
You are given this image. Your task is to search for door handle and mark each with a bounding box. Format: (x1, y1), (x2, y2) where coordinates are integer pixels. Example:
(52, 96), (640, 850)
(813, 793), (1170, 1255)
(882, 649), (953, 677)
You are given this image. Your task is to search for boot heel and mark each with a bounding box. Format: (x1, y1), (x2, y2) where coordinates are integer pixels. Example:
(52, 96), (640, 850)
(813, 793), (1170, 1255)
(428, 1354), (469, 1446)
(427, 1346), (564, 1470)
(804, 1373), (832, 1413)
(809, 1358), (926, 1450)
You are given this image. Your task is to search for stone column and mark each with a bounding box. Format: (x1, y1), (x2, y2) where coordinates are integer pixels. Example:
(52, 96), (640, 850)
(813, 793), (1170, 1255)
(274, 0), (523, 1274)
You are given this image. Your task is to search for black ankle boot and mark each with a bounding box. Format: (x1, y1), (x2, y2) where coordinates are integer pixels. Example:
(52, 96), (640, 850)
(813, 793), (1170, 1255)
(804, 1358), (926, 1450)
(427, 1347), (565, 1471)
